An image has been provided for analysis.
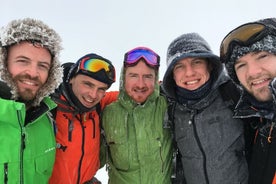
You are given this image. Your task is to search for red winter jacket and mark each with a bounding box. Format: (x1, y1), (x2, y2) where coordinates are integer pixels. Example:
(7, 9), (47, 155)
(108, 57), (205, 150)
(49, 91), (118, 184)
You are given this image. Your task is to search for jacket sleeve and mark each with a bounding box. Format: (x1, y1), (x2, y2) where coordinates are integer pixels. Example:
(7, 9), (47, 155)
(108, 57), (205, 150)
(99, 131), (107, 168)
(100, 91), (119, 110)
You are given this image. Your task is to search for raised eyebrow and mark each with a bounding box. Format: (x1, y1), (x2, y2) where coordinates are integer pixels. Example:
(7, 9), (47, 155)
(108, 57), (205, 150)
(191, 57), (201, 61)
(127, 72), (138, 76)
(15, 56), (30, 60)
(83, 80), (95, 86)
(192, 58), (206, 62)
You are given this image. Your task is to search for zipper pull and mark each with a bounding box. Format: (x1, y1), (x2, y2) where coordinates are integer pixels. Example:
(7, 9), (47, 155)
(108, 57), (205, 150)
(188, 110), (195, 125)
(268, 122), (275, 143)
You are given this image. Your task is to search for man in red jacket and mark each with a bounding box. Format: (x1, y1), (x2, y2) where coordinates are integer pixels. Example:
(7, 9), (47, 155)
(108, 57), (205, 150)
(49, 53), (118, 184)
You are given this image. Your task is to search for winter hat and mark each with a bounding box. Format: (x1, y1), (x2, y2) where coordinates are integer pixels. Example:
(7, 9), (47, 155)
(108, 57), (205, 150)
(0, 18), (63, 106)
(220, 18), (276, 83)
(66, 53), (116, 88)
(162, 33), (221, 97)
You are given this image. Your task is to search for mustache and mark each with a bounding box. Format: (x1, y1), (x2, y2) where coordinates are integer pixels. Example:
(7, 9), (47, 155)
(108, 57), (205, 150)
(14, 73), (43, 86)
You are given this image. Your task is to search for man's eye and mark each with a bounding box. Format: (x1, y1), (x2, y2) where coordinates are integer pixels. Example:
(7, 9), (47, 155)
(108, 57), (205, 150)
(235, 63), (245, 70)
(174, 65), (183, 71)
(39, 64), (50, 71)
(17, 60), (28, 64)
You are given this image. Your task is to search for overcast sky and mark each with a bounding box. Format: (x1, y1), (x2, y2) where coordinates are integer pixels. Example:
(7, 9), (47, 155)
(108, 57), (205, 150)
(2, 0), (275, 183)
(2, 0), (275, 92)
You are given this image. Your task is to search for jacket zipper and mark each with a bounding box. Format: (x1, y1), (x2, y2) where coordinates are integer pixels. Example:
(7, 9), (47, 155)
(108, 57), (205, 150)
(4, 163), (8, 184)
(190, 110), (210, 184)
(77, 118), (86, 184)
(89, 113), (96, 138)
(17, 110), (24, 184)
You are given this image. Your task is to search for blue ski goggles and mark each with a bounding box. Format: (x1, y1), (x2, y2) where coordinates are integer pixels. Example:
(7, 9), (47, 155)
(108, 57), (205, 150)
(124, 46), (160, 68)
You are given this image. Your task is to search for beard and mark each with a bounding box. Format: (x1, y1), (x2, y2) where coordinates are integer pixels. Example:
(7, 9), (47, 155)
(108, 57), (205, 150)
(251, 86), (272, 102)
(18, 88), (36, 102)
(12, 73), (43, 102)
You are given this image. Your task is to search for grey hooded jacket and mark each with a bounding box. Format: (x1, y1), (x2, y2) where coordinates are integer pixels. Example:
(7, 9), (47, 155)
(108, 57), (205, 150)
(162, 33), (248, 184)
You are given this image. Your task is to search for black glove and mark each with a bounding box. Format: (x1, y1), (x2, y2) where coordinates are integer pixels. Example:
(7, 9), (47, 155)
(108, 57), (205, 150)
(83, 177), (102, 184)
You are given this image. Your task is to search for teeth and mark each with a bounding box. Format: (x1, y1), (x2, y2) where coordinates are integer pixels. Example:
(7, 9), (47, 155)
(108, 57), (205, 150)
(85, 98), (93, 103)
(252, 79), (267, 85)
(186, 80), (198, 85)
(22, 80), (36, 86)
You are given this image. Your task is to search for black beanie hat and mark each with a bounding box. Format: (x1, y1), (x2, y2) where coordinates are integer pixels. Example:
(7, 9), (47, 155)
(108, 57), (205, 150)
(220, 18), (276, 83)
(66, 53), (116, 88)
(162, 33), (221, 97)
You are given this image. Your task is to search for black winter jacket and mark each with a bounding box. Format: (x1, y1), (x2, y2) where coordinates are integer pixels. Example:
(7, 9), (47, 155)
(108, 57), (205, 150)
(234, 85), (276, 184)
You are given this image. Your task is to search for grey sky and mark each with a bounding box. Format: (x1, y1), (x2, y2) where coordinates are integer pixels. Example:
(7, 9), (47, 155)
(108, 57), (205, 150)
(2, 0), (275, 182)
(2, 0), (275, 91)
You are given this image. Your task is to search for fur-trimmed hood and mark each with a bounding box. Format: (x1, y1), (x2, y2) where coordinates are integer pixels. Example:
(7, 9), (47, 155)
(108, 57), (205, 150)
(0, 18), (63, 106)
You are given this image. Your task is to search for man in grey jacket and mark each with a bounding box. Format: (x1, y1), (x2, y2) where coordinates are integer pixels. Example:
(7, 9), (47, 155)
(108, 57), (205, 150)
(162, 33), (248, 184)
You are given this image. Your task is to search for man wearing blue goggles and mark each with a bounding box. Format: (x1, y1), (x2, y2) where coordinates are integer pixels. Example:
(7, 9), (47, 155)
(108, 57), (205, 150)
(102, 46), (172, 184)
(124, 46), (160, 68)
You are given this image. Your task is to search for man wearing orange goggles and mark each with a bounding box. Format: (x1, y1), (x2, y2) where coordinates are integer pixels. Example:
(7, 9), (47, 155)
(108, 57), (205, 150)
(220, 18), (276, 184)
(49, 53), (118, 184)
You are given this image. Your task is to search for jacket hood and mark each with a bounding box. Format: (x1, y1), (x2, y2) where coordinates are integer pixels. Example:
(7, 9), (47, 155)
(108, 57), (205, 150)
(234, 90), (276, 120)
(0, 18), (63, 106)
(162, 33), (222, 98)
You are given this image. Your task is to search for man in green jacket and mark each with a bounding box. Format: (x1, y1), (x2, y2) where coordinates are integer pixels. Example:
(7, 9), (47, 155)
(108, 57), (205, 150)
(102, 46), (172, 184)
(0, 18), (63, 183)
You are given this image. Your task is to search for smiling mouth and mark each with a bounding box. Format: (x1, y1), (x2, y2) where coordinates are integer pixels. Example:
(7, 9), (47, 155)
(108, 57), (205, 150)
(134, 88), (147, 93)
(185, 80), (199, 85)
(251, 78), (270, 87)
(21, 79), (38, 86)
(83, 97), (94, 103)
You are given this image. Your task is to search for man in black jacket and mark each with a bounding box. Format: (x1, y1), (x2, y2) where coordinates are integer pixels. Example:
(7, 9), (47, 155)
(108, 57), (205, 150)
(220, 17), (276, 184)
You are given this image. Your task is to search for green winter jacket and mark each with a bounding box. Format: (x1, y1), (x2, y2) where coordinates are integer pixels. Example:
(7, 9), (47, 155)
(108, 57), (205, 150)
(102, 70), (173, 184)
(0, 97), (57, 184)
